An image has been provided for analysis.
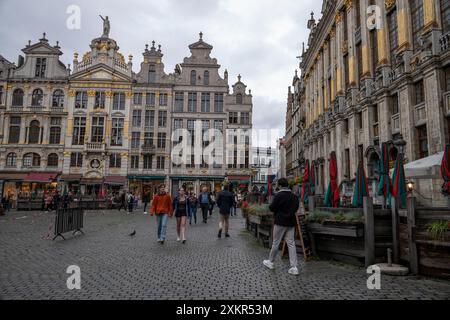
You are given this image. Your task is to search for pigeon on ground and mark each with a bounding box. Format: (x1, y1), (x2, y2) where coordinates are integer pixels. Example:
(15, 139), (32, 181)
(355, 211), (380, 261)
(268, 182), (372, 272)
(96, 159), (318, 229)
(129, 230), (136, 237)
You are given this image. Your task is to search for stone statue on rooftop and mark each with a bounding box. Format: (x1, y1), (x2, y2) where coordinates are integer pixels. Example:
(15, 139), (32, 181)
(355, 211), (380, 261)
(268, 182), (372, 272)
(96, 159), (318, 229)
(99, 15), (110, 38)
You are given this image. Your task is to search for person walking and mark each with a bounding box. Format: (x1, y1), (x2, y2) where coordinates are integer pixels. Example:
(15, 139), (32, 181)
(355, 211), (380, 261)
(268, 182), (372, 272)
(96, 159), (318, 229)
(198, 187), (212, 223)
(263, 178), (300, 276)
(173, 188), (189, 244)
(118, 191), (127, 212)
(150, 184), (173, 244)
(143, 191), (150, 215)
(208, 191), (215, 216)
(216, 183), (236, 238)
(127, 192), (134, 213)
(187, 192), (198, 225)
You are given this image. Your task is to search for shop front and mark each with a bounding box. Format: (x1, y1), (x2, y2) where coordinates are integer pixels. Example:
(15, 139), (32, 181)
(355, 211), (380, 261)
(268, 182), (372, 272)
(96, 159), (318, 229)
(104, 176), (127, 195)
(17, 172), (61, 210)
(227, 175), (251, 195)
(128, 175), (166, 200)
(170, 176), (225, 196)
(80, 178), (104, 197)
(60, 174), (83, 195)
(0, 172), (28, 209)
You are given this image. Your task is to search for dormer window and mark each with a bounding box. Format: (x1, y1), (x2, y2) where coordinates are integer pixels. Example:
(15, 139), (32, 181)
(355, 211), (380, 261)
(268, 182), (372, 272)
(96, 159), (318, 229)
(149, 64), (156, 83)
(236, 93), (243, 104)
(203, 70), (209, 85)
(35, 58), (47, 78)
(190, 70), (197, 85)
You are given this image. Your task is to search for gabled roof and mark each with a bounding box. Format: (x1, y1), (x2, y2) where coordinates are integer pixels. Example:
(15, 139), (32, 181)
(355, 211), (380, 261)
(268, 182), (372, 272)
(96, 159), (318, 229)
(22, 34), (63, 55)
(70, 63), (134, 82)
(188, 32), (213, 50)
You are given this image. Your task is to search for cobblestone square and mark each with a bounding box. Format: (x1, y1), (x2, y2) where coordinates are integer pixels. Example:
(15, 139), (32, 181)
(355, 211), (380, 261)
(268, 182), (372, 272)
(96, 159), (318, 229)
(0, 209), (449, 300)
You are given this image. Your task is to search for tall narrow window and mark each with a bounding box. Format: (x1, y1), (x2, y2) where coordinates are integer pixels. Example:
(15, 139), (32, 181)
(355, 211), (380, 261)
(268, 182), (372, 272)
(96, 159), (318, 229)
(357, 43), (363, 81)
(344, 54), (350, 88)
(111, 118), (124, 146)
(175, 92), (184, 112)
(442, 0), (450, 33)
(157, 156), (165, 170)
(190, 70), (197, 85)
(0, 86), (3, 105)
(31, 89), (43, 106)
(8, 116), (21, 143)
(6, 153), (17, 167)
(149, 64), (156, 83)
(75, 91), (87, 109)
(240, 112), (250, 125)
(411, 0), (424, 52)
(109, 153), (121, 168)
(144, 132), (154, 147)
(414, 80), (425, 105)
(214, 93), (223, 112)
(70, 153), (83, 167)
(188, 92), (197, 112)
(201, 93), (210, 112)
(133, 93), (142, 105)
(157, 132), (166, 148)
(204, 70), (210, 85)
(49, 117), (61, 144)
(23, 153), (41, 167)
(132, 110), (142, 127)
(145, 110), (155, 127)
(12, 89), (24, 106)
(95, 91), (105, 109)
(158, 111), (167, 127)
(113, 92), (125, 110)
(131, 132), (140, 149)
(72, 117), (86, 145)
(159, 93), (168, 106)
(131, 155), (139, 169)
(146, 93), (155, 106)
(417, 125), (429, 158)
(52, 90), (65, 108)
(143, 154), (153, 169)
(391, 93), (399, 115)
(355, 0), (361, 28)
(28, 120), (40, 144)
(387, 7), (398, 63)
(35, 58), (47, 78)
(91, 117), (105, 143)
(229, 112), (238, 124)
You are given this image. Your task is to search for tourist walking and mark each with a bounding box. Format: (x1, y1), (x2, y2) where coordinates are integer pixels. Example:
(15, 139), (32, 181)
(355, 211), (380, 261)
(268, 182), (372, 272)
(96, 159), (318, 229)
(263, 178), (300, 276)
(188, 192), (198, 224)
(173, 188), (189, 244)
(127, 192), (134, 213)
(208, 192), (215, 216)
(150, 184), (173, 244)
(198, 187), (212, 223)
(216, 183), (236, 238)
(118, 191), (127, 212)
(143, 192), (150, 214)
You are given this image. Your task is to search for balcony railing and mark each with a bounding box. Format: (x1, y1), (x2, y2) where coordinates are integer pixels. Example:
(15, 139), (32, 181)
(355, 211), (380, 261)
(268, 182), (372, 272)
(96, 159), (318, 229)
(391, 114), (400, 133)
(141, 144), (156, 154)
(439, 32), (450, 53)
(10, 106), (24, 112)
(84, 142), (106, 152)
(414, 102), (427, 126)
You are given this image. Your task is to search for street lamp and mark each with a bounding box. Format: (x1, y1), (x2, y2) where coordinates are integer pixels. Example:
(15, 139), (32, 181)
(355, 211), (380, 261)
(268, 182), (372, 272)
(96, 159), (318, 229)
(393, 134), (407, 155)
(407, 180), (415, 193)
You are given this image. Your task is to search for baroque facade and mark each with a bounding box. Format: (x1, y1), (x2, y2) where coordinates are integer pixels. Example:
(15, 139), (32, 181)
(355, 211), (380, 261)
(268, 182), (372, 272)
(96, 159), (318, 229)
(0, 21), (253, 204)
(288, 0), (450, 205)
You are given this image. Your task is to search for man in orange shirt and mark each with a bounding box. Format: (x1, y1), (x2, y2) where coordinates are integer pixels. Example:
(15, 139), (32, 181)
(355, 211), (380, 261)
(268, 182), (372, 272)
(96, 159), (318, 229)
(150, 184), (173, 244)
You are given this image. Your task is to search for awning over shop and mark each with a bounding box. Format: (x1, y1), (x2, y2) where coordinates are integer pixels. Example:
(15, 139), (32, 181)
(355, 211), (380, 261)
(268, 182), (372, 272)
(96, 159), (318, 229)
(80, 178), (104, 185)
(397, 152), (443, 179)
(0, 172), (28, 181)
(170, 176), (224, 181)
(227, 175), (251, 184)
(104, 176), (127, 185)
(24, 172), (60, 183)
(128, 175), (166, 181)
(60, 174), (83, 181)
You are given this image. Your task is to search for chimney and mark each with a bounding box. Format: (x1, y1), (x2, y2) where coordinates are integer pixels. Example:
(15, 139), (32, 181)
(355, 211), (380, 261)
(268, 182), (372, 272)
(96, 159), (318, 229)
(17, 55), (24, 68)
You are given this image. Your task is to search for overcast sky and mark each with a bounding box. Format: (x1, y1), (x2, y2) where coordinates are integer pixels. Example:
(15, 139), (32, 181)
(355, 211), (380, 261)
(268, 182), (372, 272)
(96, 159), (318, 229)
(0, 0), (322, 147)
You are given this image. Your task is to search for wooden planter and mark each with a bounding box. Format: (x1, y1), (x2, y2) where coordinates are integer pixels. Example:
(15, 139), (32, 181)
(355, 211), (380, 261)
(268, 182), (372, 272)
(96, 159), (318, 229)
(307, 221), (365, 266)
(247, 213), (273, 248)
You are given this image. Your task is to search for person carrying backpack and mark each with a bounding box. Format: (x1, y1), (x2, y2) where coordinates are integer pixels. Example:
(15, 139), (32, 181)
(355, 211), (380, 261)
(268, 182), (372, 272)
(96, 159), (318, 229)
(198, 187), (212, 223)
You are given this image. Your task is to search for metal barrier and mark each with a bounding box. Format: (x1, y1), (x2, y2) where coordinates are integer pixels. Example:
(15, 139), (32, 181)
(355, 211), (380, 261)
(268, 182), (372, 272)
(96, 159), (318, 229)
(53, 207), (85, 240)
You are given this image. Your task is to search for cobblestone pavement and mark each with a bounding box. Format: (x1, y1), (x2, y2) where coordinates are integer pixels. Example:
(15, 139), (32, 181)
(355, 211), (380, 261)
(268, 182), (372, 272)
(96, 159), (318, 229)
(0, 209), (449, 300)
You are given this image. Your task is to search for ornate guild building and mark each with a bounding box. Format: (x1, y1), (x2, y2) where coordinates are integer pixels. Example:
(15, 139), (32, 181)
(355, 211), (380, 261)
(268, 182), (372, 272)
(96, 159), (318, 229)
(287, 0), (450, 205)
(0, 18), (253, 205)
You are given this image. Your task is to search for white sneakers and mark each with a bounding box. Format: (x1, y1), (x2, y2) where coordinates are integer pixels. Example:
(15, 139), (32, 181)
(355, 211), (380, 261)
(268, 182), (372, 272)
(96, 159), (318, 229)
(143, 212), (148, 215)
(177, 237), (181, 242)
(263, 260), (299, 276)
(263, 260), (274, 270)
(288, 267), (299, 276)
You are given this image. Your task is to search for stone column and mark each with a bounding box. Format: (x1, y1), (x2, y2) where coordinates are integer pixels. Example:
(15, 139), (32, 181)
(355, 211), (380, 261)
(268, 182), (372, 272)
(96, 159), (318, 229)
(399, 83), (416, 162)
(378, 95), (391, 143)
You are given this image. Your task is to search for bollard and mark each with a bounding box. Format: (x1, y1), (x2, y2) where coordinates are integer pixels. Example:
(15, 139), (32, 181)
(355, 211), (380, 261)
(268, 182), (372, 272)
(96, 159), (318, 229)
(387, 248), (392, 267)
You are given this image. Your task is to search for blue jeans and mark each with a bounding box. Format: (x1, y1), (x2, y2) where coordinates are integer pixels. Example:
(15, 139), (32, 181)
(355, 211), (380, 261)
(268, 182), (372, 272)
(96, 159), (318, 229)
(189, 207), (197, 224)
(156, 214), (168, 241)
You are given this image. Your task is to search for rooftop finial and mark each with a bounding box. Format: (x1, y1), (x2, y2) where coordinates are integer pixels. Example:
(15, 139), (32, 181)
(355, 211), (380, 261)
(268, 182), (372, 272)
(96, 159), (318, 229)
(199, 31), (203, 41)
(238, 74), (241, 82)
(152, 40), (155, 49)
(158, 44), (161, 52)
(145, 44), (149, 51)
(302, 42), (305, 54)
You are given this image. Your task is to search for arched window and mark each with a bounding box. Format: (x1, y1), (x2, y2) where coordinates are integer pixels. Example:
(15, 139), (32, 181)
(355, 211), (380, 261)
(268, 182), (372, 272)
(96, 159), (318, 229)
(148, 64), (156, 83)
(23, 153), (41, 167)
(28, 120), (41, 144)
(47, 153), (59, 167)
(190, 70), (197, 85)
(6, 153), (17, 167)
(236, 93), (243, 104)
(203, 70), (209, 85)
(31, 89), (44, 106)
(12, 89), (24, 106)
(52, 89), (64, 108)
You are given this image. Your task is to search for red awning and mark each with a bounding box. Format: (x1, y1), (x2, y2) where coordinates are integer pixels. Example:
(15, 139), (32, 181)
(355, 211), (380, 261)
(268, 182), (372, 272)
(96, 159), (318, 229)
(24, 172), (60, 183)
(60, 174), (82, 181)
(227, 175), (251, 181)
(104, 176), (127, 185)
(80, 178), (104, 185)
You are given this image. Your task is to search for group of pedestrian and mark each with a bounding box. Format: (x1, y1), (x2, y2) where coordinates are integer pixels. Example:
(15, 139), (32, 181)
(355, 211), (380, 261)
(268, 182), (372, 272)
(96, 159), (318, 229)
(118, 191), (138, 213)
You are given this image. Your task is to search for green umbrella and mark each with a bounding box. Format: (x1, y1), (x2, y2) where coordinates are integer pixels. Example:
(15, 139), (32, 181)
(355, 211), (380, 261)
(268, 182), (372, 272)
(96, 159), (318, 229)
(352, 161), (369, 207)
(377, 142), (392, 207)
